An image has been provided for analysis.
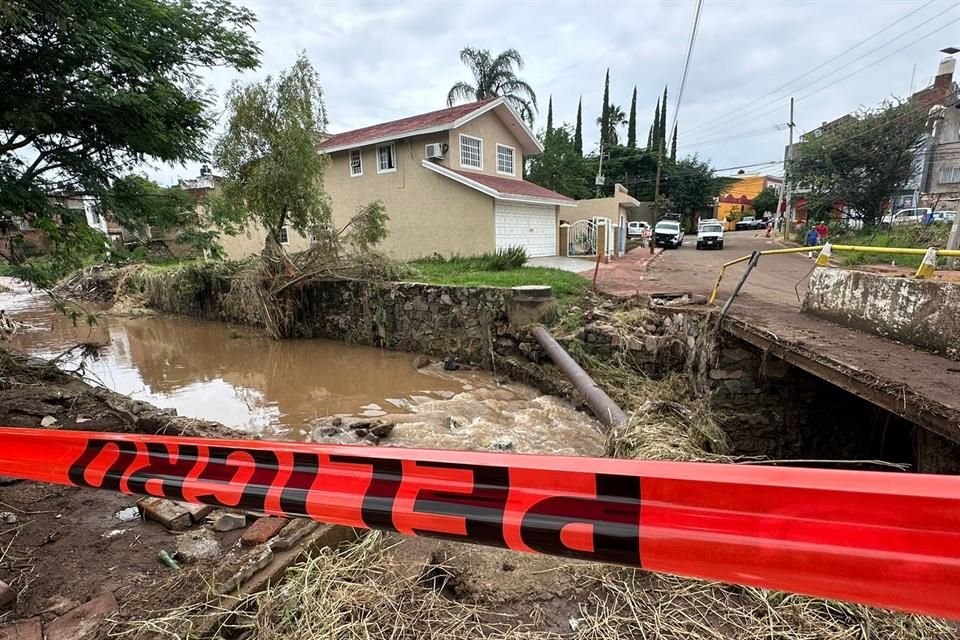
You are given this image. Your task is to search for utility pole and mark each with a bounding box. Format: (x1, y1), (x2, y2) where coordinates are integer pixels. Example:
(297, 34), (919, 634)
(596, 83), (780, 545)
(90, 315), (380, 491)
(650, 138), (664, 254)
(782, 97), (795, 241)
(595, 142), (606, 198)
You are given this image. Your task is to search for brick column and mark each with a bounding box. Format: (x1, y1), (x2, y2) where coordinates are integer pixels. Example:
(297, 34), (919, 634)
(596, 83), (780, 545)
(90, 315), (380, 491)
(559, 224), (570, 257)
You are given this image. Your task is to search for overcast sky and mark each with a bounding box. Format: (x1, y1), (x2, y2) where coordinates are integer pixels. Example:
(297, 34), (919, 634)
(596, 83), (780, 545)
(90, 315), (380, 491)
(150, 0), (960, 185)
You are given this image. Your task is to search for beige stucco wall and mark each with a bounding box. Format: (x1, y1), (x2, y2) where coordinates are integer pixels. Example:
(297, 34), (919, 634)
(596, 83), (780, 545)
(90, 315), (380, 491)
(219, 221), (311, 261)
(452, 112), (525, 180)
(325, 131), (496, 260)
(569, 185), (638, 225)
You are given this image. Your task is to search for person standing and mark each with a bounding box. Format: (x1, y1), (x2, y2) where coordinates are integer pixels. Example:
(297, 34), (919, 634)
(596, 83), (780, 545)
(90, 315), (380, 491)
(805, 226), (819, 258)
(815, 220), (828, 244)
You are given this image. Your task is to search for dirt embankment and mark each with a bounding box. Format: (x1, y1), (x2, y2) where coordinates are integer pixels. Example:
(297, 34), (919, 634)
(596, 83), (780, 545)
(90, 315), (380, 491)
(0, 349), (321, 639)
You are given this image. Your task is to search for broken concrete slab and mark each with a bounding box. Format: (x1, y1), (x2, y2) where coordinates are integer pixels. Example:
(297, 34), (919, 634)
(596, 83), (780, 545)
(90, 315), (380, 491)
(0, 618), (41, 640)
(269, 518), (318, 552)
(175, 529), (220, 563)
(241, 517), (289, 546)
(138, 496), (191, 531)
(178, 501), (214, 523)
(211, 511), (246, 532)
(45, 592), (118, 640)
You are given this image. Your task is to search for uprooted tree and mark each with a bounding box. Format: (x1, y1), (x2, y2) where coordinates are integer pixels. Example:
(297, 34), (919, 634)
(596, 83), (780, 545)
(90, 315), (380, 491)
(212, 52), (391, 336)
(0, 0), (261, 287)
(789, 99), (929, 226)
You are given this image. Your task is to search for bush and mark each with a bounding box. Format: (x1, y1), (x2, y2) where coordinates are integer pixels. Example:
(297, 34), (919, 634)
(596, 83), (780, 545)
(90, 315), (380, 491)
(431, 247), (528, 272)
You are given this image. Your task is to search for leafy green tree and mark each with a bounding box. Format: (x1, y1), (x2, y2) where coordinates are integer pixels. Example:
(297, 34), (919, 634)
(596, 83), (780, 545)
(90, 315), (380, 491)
(790, 99), (927, 225)
(574, 98), (583, 156)
(446, 47), (538, 125)
(662, 156), (733, 221)
(597, 104), (627, 146)
(546, 96), (554, 136)
(600, 69), (611, 149)
(0, 0), (260, 284)
(214, 53), (332, 249)
(526, 126), (590, 200)
(627, 87), (638, 148)
(750, 186), (781, 218)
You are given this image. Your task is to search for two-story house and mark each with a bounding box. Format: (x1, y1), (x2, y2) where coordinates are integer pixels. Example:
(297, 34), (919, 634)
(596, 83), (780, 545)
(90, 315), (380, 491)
(320, 97), (576, 259)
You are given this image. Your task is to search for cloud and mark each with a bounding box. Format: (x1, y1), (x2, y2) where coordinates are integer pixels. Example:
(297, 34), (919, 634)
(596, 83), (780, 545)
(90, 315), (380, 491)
(149, 0), (960, 185)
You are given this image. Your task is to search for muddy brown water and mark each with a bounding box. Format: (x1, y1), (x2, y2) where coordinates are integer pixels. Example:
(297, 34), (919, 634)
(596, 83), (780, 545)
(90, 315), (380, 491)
(1, 279), (604, 454)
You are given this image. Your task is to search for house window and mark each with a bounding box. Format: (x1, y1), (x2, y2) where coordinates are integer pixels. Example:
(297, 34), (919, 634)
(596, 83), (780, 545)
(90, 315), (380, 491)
(940, 166), (960, 184)
(278, 226), (289, 245)
(496, 144), (515, 175)
(460, 134), (482, 169)
(350, 149), (362, 177)
(377, 143), (396, 173)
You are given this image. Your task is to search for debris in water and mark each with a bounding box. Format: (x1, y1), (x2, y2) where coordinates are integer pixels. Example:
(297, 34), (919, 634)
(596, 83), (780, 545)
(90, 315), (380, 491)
(361, 409), (387, 417)
(360, 403), (382, 411)
(113, 506), (141, 523)
(443, 357), (460, 371)
(489, 436), (514, 451)
(413, 355), (431, 369)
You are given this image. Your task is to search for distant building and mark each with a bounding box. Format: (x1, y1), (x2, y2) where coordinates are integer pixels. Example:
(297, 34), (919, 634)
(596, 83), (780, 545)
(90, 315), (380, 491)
(714, 175), (783, 229)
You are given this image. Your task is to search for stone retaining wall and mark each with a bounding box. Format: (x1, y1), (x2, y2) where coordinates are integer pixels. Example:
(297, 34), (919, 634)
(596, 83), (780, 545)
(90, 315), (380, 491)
(280, 280), (512, 363)
(803, 267), (960, 360)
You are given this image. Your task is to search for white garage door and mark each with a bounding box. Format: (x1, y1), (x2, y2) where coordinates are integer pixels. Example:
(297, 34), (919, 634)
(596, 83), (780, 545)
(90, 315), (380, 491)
(495, 202), (556, 257)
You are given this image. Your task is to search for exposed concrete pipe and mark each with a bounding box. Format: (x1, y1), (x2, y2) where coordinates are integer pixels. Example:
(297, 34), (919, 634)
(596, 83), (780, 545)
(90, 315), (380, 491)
(530, 325), (628, 429)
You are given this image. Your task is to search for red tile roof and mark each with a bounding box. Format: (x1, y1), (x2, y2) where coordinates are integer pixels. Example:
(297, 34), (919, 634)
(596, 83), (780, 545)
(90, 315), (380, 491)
(444, 167), (575, 203)
(320, 99), (499, 151)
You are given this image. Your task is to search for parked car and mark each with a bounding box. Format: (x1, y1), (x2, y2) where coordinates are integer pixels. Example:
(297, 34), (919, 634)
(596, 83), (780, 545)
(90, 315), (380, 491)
(654, 220), (684, 249)
(734, 216), (766, 231)
(932, 211), (958, 224)
(626, 221), (650, 237)
(881, 208), (929, 226)
(696, 222), (724, 250)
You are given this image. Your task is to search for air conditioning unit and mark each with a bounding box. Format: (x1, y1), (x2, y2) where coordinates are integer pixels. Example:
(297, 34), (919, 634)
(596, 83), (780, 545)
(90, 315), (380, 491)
(425, 143), (445, 159)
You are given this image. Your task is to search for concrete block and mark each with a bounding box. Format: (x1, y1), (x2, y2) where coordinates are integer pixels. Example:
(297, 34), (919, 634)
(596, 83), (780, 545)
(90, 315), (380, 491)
(269, 518), (319, 552)
(176, 529), (221, 563)
(138, 497), (191, 531)
(241, 517), (289, 547)
(709, 368), (744, 380)
(0, 618), (41, 640)
(212, 511), (247, 532)
(178, 501), (215, 523)
(45, 592), (118, 640)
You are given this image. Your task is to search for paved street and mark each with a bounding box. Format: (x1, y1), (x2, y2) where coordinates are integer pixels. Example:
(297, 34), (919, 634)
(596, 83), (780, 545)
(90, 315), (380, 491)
(597, 230), (960, 430)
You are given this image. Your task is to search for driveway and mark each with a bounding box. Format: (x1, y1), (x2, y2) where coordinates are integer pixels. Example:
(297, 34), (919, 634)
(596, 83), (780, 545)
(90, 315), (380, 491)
(526, 256), (595, 273)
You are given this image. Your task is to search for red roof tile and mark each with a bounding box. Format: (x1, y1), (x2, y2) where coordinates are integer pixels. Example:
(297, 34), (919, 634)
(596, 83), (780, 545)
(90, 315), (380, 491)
(444, 167), (575, 203)
(320, 99), (499, 151)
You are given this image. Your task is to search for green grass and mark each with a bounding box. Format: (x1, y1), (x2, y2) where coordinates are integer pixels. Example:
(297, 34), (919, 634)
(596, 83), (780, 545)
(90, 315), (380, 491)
(827, 224), (952, 268)
(409, 260), (588, 305)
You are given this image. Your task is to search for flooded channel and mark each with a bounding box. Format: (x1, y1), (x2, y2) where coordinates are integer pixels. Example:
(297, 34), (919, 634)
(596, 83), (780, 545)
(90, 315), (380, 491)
(1, 279), (604, 455)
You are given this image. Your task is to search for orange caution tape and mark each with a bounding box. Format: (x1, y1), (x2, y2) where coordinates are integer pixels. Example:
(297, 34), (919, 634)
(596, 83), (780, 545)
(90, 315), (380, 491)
(0, 426), (958, 619)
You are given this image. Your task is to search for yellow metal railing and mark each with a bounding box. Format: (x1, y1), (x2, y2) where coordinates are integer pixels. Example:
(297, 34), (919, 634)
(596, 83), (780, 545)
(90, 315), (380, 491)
(708, 243), (960, 305)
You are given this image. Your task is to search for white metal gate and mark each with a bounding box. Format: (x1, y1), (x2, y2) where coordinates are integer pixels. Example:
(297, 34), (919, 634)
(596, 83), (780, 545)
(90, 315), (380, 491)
(568, 218), (614, 257)
(568, 219), (597, 256)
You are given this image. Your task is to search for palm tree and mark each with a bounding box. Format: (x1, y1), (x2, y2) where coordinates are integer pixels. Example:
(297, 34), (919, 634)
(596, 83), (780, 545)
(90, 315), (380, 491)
(597, 104), (627, 146)
(446, 47), (538, 125)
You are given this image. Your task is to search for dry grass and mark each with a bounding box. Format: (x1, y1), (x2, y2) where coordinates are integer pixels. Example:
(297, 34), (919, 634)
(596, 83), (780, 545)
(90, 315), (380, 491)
(110, 533), (956, 640)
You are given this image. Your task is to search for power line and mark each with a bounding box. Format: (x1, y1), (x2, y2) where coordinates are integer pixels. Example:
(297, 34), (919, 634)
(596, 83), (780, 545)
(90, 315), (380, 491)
(669, 0), (704, 138)
(682, 1), (957, 138)
(677, 123), (788, 150)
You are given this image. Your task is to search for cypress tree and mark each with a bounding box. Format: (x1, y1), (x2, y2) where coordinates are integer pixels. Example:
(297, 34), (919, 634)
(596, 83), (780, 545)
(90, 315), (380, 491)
(546, 95), (553, 136)
(670, 123), (678, 160)
(651, 98), (661, 152)
(627, 86), (637, 148)
(659, 86), (668, 150)
(600, 69), (610, 149)
(574, 97), (583, 156)
(647, 124), (653, 150)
